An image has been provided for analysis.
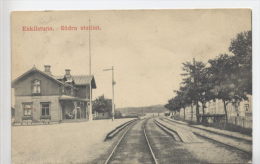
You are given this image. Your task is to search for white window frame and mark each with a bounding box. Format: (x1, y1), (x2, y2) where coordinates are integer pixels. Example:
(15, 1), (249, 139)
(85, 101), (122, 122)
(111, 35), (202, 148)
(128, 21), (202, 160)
(23, 103), (32, 116)
(41, 102), (50, 116)
(32, 79), (41, 94)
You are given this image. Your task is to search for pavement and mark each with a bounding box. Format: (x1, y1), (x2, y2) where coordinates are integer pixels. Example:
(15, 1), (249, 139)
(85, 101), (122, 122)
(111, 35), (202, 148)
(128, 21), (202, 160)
(12, 118), (134, 164)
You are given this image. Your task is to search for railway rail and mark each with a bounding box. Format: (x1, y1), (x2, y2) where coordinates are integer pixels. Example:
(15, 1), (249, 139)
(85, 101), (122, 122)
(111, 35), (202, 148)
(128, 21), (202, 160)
(159, 117), (252, 154)
(104, 118), (158, 164)
(101, 117), (250, 164)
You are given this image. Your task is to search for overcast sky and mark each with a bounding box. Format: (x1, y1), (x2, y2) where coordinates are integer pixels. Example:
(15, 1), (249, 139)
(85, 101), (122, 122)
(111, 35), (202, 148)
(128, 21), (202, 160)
(12, 9), (251, 108)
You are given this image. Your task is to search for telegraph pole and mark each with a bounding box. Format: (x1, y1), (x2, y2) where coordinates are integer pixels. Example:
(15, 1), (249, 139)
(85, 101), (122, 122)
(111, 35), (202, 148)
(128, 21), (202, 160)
(112, 66), (115, 121)
(88, 19), (93, 121)
(193, 58), (200, 123)
(103, 66), (115, 121)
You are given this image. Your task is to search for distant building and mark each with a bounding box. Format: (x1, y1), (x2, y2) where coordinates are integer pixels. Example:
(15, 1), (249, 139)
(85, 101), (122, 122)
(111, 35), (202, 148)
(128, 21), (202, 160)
(12, 65), (96, 124)
(94, 111), (111, 120)
(93, 99), (112, 120)
(178, 95), (252, 128)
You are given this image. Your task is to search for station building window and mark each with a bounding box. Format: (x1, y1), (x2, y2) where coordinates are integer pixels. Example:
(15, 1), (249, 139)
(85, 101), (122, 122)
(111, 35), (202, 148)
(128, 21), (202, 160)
(23, 103), (32, 116)
(32, 79), (41, 95)
(41, 103), (50, 116)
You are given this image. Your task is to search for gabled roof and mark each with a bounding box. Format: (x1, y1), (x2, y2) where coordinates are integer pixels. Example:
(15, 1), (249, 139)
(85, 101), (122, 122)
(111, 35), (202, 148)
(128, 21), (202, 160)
(73, 75), (96, 88)
(12, 66), (69, 87)
(54, 75), (96, 88)
(12, 66), (97, 89)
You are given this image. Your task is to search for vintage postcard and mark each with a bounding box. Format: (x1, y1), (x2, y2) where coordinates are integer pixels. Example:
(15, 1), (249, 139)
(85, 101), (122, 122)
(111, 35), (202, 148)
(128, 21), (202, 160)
(11, 9), (252, 163)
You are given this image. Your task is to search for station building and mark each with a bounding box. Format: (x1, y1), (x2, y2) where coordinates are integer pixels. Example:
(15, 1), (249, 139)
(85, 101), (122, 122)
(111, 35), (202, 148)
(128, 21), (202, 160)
(12, 65), (96, 124)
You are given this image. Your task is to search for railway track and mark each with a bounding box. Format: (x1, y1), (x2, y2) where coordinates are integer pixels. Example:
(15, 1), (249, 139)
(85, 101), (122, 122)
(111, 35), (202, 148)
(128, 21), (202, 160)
(104, 118), (158, 164)
(102, 117), (250, 163)
(159, 117), (252, 154)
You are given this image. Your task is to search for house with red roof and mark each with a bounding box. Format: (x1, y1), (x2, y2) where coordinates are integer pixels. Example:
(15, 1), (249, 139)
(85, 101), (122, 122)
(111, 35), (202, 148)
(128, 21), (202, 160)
(12, 65), (96, 124)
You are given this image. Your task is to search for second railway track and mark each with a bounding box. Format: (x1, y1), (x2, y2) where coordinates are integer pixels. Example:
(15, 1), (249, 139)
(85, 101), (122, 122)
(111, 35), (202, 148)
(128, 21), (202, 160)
(102, 117), (251, 164)
(159, 117), (252, 154)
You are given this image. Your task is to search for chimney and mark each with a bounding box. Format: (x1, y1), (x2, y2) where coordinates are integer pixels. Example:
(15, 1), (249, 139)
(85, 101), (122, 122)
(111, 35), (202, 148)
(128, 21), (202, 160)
(65, 69), (72, 79)
(44, 65), (52, 75)
(65, 69), (71, 76)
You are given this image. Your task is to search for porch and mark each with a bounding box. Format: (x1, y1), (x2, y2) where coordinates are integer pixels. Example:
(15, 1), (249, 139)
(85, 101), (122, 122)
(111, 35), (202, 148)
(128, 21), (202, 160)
(59, 95), (88, 121)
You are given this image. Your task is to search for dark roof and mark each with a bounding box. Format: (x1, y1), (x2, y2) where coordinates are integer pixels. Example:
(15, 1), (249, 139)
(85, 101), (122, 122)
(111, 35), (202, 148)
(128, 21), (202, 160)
(73, 75), (93, 85)
(12, 66), (97, 89)
(12, 66), (68, 87)
(54, 75), (96, 88)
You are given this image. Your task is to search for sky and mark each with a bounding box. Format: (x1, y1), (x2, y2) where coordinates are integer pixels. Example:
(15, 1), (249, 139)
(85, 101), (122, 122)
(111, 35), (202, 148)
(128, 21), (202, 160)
(11, 9), (251, 108)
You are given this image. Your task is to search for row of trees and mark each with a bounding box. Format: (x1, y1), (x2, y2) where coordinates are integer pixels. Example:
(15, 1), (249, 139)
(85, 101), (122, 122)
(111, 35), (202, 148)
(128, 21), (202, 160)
(165, 31), (252, 123)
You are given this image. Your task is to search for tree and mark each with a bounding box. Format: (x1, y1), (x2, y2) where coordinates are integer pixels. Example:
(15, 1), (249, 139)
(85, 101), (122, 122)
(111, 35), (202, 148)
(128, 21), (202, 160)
(196, 67), (214, 115)
(93, 95), (112, 115)
(229, 30), (252, 94)
(114, 110), (122, 118)
(228, 31), (252, 118)
(181, 60), (211, 122)
(174, 85), (193, 120)
(165, 84), (193, 120)
(165, 97), (181, 116)
(208, 54), (235, 122)
(208, 54), (248, 122)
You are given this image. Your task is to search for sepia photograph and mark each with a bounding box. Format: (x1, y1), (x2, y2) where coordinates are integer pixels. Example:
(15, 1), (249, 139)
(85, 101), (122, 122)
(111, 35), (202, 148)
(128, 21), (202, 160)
(11, 9), (252, 163)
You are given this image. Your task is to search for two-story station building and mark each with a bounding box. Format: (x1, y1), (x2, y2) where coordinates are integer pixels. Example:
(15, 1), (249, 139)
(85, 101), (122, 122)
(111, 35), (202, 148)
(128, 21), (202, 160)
(12, 65), (96, 124)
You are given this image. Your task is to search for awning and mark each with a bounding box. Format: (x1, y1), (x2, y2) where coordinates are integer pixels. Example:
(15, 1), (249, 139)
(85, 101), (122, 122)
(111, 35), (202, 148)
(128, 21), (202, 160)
(59, 95), (88, 102)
